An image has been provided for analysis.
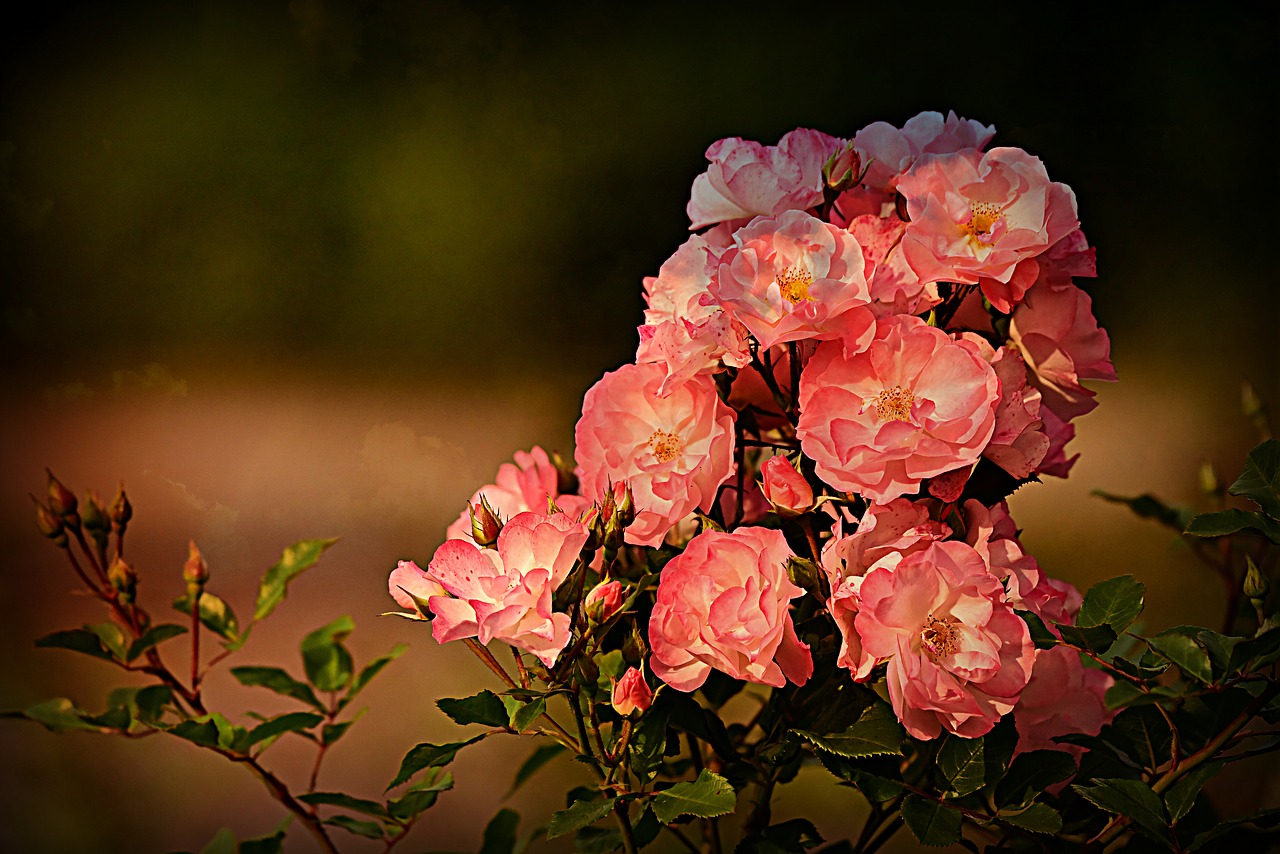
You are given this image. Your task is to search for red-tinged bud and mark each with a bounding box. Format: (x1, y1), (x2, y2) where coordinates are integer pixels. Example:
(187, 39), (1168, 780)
(46, 469), (78, 516)
(611, 666), (654, 717)
(613, 481), (635, 528)
(468, 494), (503, 547)
(580, 505), (605, 550)
(32, 496), (67, 546)
(760, 456), (814, 517)
(108, 557), (137, 603)
(183, 539), (209, 589)
(823, 140), (862, 191)
(585, 580), (624, 625)
(550, 450), (579, 496)
(110, 486), (133, 533)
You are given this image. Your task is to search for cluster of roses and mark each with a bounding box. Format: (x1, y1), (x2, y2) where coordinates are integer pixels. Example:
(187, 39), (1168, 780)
(389, 111), (1116, 752)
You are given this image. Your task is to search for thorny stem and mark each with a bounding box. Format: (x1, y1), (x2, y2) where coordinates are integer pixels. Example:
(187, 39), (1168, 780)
(71, 527), (109, 586)
(511, 647), (531, 689)
(463, 638), (579, 750)
(190, 589), (202, 692)
(235, 753), (338, 854)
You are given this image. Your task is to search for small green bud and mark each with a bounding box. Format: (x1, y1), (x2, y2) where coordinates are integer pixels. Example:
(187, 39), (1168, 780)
(108, 557), (137, 604)
(468, 494), (503, 547)
(82, 491), (109, 534)
(1198, 460), (1220, 497)
(1244, 556), (1270, 602)
(32, 496), (67, 546)
(110, 485), (133, 533)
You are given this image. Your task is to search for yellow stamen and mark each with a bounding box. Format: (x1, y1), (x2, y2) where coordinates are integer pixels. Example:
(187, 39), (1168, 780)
(966, 201), (1005, 245)
(921, 614), (960, 658)
(648, 429), (682, 463)
(776, 266), (814, 304)
(875, 386), (914, 422)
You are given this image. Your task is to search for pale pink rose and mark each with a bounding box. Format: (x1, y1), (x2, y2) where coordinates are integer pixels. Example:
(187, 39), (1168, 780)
(897, 148), (1080, 312)
(575, 363), (736, 548)
(846, 214), (942, 318)
(821, 499), (949, 679)
(1009, 280), (1116, 421)
(855, 540), (1036, 739)
(760, 455), (813, 516)
(423, 511), (588, 667)
(796, 316), (1000, 503)
(851, 110), (996, 192)
(1013, 645), (1114, 759)
(687, 128), (843, 230)
(584, 579), (624, 624)
(387, 559), (446, 617)
(1035, 229), (1097, 289)
(963, 500), (1081, 628)
(711, 210), (874, 353)
(637, 235), (750, 394)
(611, 666), (654, 717)
(1036, 408), (1079, 479)
(649, 527), (812, 691)
(955, 335), (1050, 480)
(445, 446), (589, 543)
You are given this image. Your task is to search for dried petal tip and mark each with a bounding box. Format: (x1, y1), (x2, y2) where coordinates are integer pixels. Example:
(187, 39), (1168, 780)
(468, 494), (503, 547)
(184, 539), (209, 587)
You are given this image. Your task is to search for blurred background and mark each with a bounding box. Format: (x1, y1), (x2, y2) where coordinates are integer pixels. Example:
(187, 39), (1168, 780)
(0, 1), (1276, 851)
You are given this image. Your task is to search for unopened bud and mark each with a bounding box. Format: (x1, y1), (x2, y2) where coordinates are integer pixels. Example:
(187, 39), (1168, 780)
(613, 481), (635, 528)
(585, 580), (624, 625)
(1244, 556), (1270, 602)
(468, 494), (503, 547)
(761, 455), (814, 517)
(32, 497), (66, 545)
(549, 450), (579, 496)
(110, 486), (133, 533)
(82, 491), (109, 534)
(823, 141), (862, 191)
(580, 505), (605, 551)
(1198, 460), (1220, 498)
(108, 557), (137, 603)
(45, 469), (78, 517)
(611, 666), (653, 717)
(622, 619), (648, 665)
(183, 539), (209, 590)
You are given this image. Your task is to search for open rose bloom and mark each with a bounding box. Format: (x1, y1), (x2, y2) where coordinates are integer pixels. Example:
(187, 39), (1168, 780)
(387, 112), (1142, 851)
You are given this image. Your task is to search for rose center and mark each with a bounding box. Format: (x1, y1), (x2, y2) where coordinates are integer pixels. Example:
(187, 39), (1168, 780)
(648, 429), (683, 463)
(920, 614), (960, 658)
(776, 266), (814, 304)
(966, 201), (1007, 246)
(874, 386), (914, 422)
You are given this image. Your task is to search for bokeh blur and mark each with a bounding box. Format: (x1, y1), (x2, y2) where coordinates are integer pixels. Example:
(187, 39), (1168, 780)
(1, 2), (1276, 851)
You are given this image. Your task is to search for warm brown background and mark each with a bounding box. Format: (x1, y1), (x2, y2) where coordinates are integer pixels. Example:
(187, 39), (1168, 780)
(1, 2), (1277, 852)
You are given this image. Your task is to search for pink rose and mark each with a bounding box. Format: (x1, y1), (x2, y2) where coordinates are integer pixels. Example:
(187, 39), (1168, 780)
(760, 455), (814, 516)
(1036, 408), (1079, 479)
(954, 335), (1050, 480)
(851, 111), (996, 192)
(821, 499), (949, 679)
(387, 559), (446, 617)
(584, 579), (624, 625)
(1014, 645), (1114, 759)
(445, 446), (589, 543)
(422, 511), (588, 667)
(687, 129), (843, 230)
(649, 527), (813, 691)
(575, 363), (736, 548)
(796, 316), (1000, 503)
(846, 214), (942, 318)
(611, 666), (654, 717)
(855, 541), (1036, 739)
(711, 210), (874, 353)
(1009, 280), (1116, 421)
(897, 148), (1080, 312)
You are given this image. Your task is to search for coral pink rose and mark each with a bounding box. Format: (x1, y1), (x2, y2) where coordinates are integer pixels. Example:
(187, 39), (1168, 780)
(584, 579), (624, 625)
(821, 499), (949, 679)
(760, 455), (813, 516)
(387, 559), (446, 617)
(796, 316), (1000, 503)
(421, 511), (588, 667)
(1036, 408), (1079, 479)
(445, 446), (589, 543)
(855, 541), (1036, 739)
(1009, 280), (1116, 421)
(611, 666), (654, 717)
(711, 210), (874, 353)
(897, 148), (1080, 312)
(852, 110), (996, 192)
(846, 214), (942, 317)
(575, 363), (736, 548)
(1013, 645), (1114, 759)
(687, 128), (843, 230)
(649, 527), (813, 691)
(954, 335), (1050, 480)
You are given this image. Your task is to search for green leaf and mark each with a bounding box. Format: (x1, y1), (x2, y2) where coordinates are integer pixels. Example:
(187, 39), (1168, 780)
(627, 700), (670, 783)
(125, 623), (188, 662)
(1196, 630), (1240, 680)
(994, 751), (1078, 809)
(575, 826), (622, 854)
(340, 643), (408, 711)
(201, 828), (238, 854)
(1109, 704), (1173, 770)
(1076, 575), (1145, 632)
(547, 797), (618, 840)
(169, 717), (222, 748)
(255, 537), (339, 622)
(1056, 622), (1118, 654)
(1185, 509), (1280, 544)
(135, 685), (174, 725)
(1147, 627), (1214, 684)
(900, 795), (962, 847)
(1228, 439), (1280, 519)
(323, 814), (385, 840)
(387, 768), (453, 820)
(1073, 778), (1169, 840)
(300, 791), (388, 819)
(1093, 490), (1190, 531)
(510, 697), (547, 734)
(793, 701), (905, 758)
(1227, 626), (1280, 675)
(239, 819), (290, 854)
(17, 698), (103, 732)
(245, 712), (323, 749)
(173, 592), (241, 644)
(509, 742), (567, 795)
(33, 628), (116, 662)
(938, 734), (985, 796)
(1188, 806), (1280, 850)
(651, 769), (736, 824)
(387, 734), (487, 789)
(301, 616), (355, 693)
(322, 715), (360, 747)
(998, 802), (1062, 834)
(438, 690), (509, 728)
(738, 818), (824, 852)
(88, 622), (130, 660)
(230, 666), (323, 710)
(1016, 610), (1058, 650)
(481, 808), (520, 854)
(1165, 761), (1224, 823)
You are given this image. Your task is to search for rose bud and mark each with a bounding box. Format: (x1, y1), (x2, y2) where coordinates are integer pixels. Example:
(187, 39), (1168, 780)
(611, 666), (653, 717)
(183, 539), (209, 591)
(468, 494), (503, 547)
(585, 580), (624, 625)
(46, 469), (78, 517)
(110, 486), (133, 534)
(32, 497), (64, 542)
(760, 456), (814, 517)
(108, 557), (138, 604)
